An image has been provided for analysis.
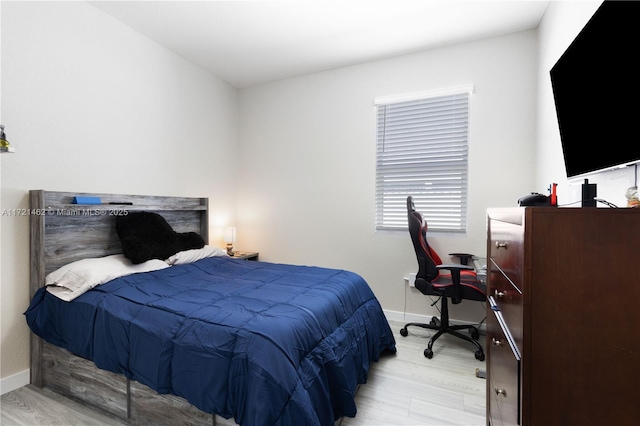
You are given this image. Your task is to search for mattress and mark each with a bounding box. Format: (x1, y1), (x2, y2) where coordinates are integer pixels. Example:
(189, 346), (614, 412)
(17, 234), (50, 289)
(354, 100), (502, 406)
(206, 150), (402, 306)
(25, 256), (396, 425)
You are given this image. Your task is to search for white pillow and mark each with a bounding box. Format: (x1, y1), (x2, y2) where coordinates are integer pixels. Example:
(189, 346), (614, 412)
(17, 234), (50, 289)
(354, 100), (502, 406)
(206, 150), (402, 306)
(165, 245), (227, 265)
(45, 254), (169, 302)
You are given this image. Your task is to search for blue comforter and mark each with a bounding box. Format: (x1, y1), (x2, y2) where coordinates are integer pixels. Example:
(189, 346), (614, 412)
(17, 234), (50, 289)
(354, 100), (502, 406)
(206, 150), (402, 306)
(25, 256), (396, 425)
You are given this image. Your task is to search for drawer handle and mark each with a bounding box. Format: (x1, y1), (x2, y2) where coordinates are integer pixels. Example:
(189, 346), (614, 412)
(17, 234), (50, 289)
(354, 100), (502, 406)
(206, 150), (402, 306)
(491, 338), (503, 347)
(495, 388), (507, 397)
(495, 242), (508, 249)
(494, 289), (506, 298)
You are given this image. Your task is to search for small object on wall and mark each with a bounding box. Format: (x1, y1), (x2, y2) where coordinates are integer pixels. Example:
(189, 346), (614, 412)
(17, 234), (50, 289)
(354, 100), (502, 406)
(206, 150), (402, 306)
(0, 125), (15, 153)
(0, 125), (10, 148)
(404, 272), (416, 287)
(626, 186), (639, 207)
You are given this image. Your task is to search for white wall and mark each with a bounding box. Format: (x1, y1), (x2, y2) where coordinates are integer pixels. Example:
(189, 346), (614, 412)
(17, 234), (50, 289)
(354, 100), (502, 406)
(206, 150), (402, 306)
(0, 2), (238, 386)
(237, 31), (538, 323)
(536, 0), (636, 206)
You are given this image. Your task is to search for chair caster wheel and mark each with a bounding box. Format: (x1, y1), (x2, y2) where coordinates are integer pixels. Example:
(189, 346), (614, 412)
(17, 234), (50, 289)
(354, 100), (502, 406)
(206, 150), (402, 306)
(424, 348), (433, 359)
(400, 328), (408, 337)
(475, 350), (485, 361)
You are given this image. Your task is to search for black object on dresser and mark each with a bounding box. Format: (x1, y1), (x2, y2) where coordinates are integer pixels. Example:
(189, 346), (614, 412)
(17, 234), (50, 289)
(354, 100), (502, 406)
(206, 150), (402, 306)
(486, 207), (640, 426)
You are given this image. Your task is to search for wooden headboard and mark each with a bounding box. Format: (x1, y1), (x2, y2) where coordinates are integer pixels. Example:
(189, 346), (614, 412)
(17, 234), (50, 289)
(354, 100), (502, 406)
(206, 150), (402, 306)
(29, 190), (209, 296)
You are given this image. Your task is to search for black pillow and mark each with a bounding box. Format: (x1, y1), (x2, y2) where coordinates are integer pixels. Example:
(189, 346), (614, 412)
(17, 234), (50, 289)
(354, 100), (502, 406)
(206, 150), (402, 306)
(116, 212), (205, 264)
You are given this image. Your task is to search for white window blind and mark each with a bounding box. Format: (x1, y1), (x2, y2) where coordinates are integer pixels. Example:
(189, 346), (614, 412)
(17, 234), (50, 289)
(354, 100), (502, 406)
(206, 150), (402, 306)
(375, 87), (472, 233)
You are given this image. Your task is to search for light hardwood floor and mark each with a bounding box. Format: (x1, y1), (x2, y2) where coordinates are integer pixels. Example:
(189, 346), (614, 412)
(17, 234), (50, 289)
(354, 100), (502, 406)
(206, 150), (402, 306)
(342, 320), (486, 426)
(1, 320), (486, 425)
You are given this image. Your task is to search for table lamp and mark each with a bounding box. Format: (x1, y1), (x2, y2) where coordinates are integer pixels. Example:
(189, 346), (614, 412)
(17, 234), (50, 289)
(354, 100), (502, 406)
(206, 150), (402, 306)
(223, 227), (236, 256)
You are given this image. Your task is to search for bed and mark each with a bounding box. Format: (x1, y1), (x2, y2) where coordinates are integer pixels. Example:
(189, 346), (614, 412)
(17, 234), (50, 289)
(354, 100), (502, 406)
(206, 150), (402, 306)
(25, 190), (396, 426)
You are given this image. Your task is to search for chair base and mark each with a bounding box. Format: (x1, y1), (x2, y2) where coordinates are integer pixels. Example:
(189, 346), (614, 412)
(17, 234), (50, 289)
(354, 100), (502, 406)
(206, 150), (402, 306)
(400, 297), (485, 361)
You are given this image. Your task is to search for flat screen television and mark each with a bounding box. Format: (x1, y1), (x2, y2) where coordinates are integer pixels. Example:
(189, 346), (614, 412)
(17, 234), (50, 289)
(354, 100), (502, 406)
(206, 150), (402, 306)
(550, 0), (640, 178)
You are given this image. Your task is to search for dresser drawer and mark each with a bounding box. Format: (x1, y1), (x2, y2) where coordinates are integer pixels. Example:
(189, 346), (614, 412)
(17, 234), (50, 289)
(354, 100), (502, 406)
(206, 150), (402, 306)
(488, 261), (523, 351)
(489, 391), (504, 426)
(487, 309), (520, 426)
(489, 220), (523, 291)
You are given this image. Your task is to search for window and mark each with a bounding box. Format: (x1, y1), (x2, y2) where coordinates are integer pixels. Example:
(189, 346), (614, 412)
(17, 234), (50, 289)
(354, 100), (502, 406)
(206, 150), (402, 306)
(375, 85), (473, 233)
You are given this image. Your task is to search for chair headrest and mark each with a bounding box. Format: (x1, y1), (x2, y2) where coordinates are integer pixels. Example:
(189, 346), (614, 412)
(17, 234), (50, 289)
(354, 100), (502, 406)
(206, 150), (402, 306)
(407, 196), (441, 281)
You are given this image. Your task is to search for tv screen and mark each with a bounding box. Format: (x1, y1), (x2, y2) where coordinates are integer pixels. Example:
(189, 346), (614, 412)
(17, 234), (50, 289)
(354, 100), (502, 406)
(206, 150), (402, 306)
(550, 1), (640, 178)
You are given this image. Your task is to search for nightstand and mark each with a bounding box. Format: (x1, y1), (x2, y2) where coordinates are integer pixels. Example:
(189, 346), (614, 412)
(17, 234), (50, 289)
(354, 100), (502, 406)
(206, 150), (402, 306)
(230, 251), (259, 261)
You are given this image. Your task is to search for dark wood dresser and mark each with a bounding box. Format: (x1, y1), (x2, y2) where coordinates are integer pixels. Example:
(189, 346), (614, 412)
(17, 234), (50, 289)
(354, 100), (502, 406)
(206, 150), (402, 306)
(486, 207), (640, 426)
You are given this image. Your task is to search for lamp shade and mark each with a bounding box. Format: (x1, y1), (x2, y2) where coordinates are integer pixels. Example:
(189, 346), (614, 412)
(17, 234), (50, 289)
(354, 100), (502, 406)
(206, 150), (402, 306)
(223, 227), (236, 244)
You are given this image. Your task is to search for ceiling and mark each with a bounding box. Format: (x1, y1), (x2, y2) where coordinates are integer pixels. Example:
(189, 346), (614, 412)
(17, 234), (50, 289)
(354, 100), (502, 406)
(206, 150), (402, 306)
(89, 1), (550, 89)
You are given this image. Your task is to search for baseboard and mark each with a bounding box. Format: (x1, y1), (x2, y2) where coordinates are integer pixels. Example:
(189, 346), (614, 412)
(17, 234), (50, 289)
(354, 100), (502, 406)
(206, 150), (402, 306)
(382, 309), (405, 322)
(0, 369), (30, 395)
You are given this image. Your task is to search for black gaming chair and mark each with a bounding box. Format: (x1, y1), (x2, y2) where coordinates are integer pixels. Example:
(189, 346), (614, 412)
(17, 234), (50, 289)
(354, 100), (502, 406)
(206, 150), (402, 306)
(400, 196), (486, 361)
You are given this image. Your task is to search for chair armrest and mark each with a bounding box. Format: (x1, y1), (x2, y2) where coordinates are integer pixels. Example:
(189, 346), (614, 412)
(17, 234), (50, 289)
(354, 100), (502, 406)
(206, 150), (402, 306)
(449, 253), (475, 265)
(436, 264), (475, 304)
(436, 264), (474, 272)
